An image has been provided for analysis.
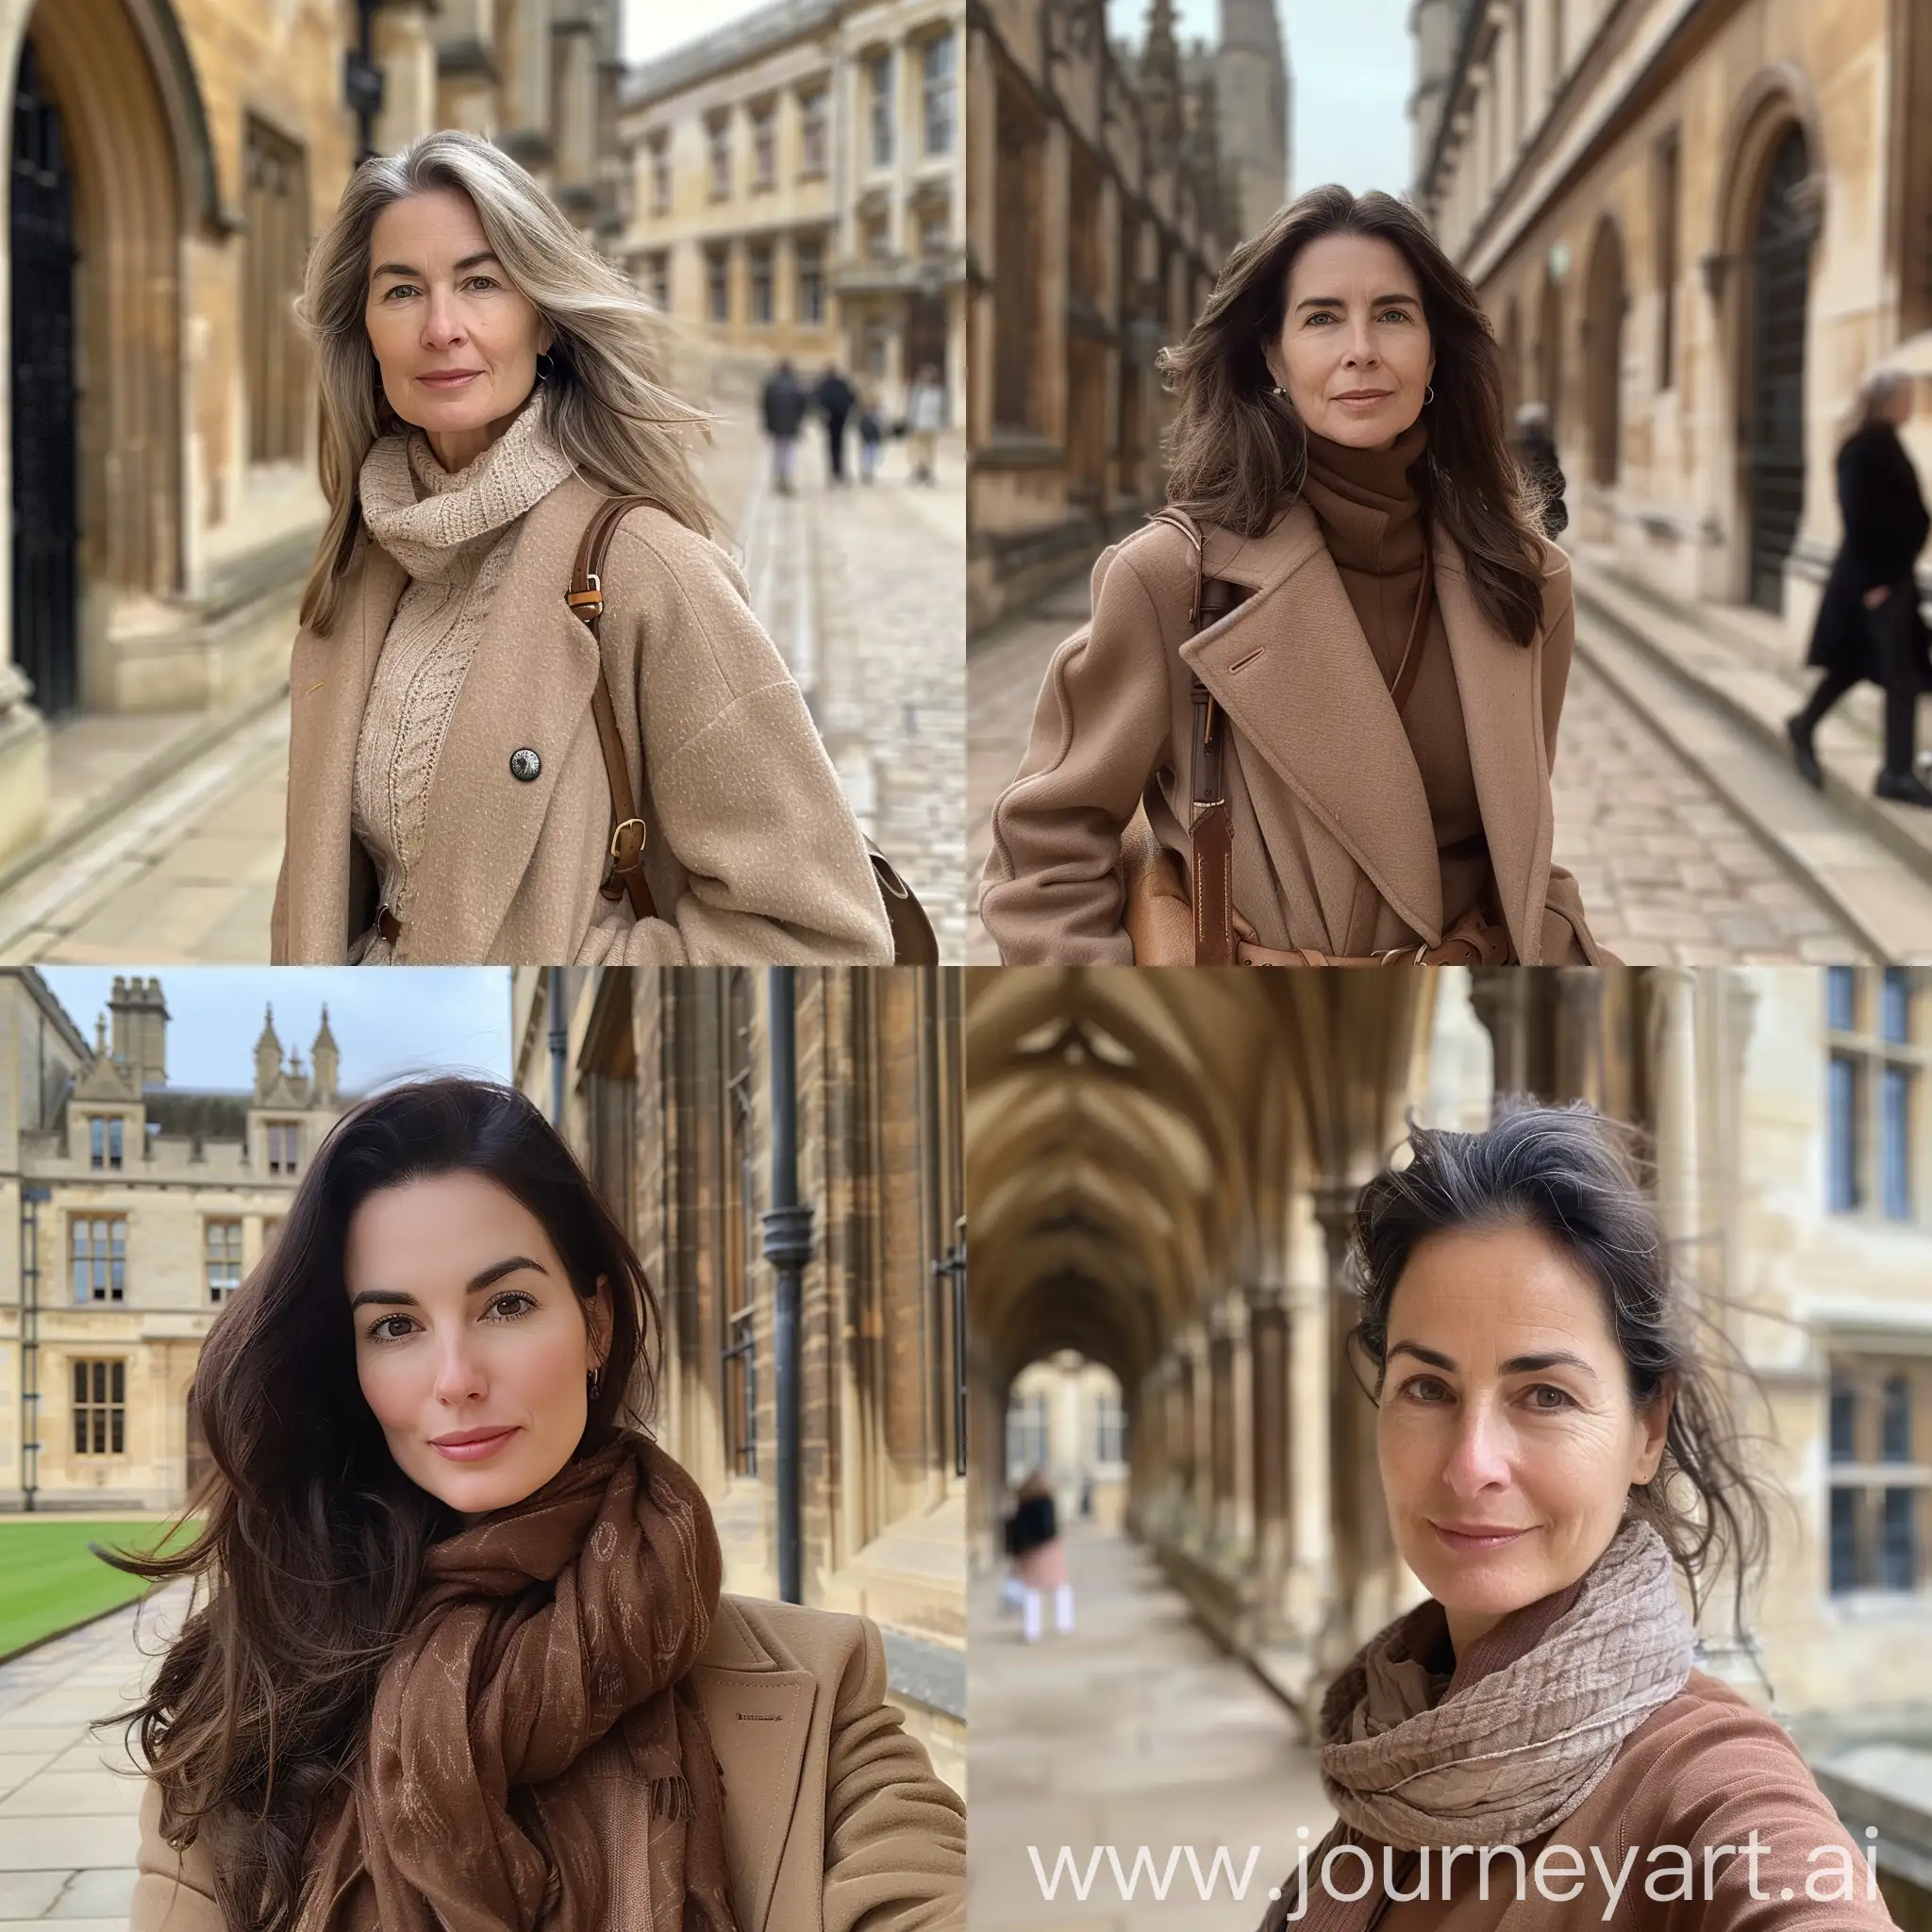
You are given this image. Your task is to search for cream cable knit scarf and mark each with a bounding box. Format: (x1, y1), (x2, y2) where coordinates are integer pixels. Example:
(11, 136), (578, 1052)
(348, 399), (577, 960)
(358, 394), (575, 579)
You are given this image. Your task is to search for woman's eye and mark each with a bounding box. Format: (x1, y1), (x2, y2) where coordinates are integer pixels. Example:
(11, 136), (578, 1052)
(485, 1291), (536, 1322)
(1527, 1384), (1573, 1411)
(368, 1313), (414, 1342)
(1400, 1374), (1449, 1404)
(1379, 308), (1411, 324)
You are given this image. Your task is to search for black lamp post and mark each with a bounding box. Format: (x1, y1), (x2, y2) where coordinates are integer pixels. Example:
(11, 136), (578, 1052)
(344, 0), (389, 166)
(760, 969), (813, 1605)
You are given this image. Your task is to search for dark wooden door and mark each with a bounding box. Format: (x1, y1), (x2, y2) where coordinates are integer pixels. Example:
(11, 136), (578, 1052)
(9, 38), (78, 718)
(1746, 128), (1812, 614)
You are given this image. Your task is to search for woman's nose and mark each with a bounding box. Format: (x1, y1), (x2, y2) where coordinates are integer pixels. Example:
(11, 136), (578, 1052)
(430, 1341), (486, 1402)
(1441, 1403), (1513, 1492)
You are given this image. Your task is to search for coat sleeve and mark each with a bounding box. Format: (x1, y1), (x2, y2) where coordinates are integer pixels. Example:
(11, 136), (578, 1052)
(582, 516), (892, 966)
(131, 1779), (224, 1932)
(978, 542), (1175, 964)
(820, 1619), (967, 1932)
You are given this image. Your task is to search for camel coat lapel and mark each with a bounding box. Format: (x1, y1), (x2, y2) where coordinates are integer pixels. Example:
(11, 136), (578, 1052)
(1183, 502), (1443, 945)
(400, 483), (603, 962)
(279, 536), (406, 961)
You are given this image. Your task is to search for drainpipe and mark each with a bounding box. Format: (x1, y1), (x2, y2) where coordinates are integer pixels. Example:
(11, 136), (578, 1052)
(19, 1186), (49, 1513)
(547, 971), (568, 1129)
(760, 968), (812, 1604)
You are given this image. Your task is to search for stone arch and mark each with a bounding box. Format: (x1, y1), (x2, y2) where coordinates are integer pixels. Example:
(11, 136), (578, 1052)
(1584, 215), (1625, 488)
(9, 0), (220, 629)
(1709, 66), (1825, 608)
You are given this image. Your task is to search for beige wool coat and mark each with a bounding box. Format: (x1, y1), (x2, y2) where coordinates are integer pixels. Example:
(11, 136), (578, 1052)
(131, 1595), (966, 1932)
(980, 503), (1604, 965)
(271, 475), (893, 966)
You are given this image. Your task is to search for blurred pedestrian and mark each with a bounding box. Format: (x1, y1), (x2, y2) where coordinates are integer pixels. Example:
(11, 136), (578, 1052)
(816, 363), (857, 485)
(1512, 400), (1568, 541)
(1789, 365), (1932, 808)
(761, 358), (808, 495)
(857, 390), (885, 485)
(1008, 1470), (1074, 1643)
(907, 364), (945, 484)
(272, 132), (892, 967)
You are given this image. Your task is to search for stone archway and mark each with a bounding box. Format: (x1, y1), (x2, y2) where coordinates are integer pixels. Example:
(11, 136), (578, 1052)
(1584, 217), (1624, 488)
(7, 0), (218, 708)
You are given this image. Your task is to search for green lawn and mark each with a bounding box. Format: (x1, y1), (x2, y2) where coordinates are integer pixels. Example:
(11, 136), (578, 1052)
(0, 1519), (200, 1662)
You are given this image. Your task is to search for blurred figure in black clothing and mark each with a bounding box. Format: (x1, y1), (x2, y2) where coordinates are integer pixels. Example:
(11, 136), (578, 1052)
(1789, 366), (1932, 808)
(760, 358), (808, 494)
(817, 364), (857, 485)
(1008, 1470), (1072, 1644)
(1512, 401), (1568, 541)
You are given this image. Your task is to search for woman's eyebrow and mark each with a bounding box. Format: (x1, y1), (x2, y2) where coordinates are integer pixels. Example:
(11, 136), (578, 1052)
(1292, 291), (1419, 312)
(347, 1256), (546, 1310)
(1387, 1340), (1600, 1381)
(370, 249), (502, 281)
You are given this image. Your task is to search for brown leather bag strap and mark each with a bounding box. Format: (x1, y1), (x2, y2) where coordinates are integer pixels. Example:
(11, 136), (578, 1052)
(567, 493), (663, 922)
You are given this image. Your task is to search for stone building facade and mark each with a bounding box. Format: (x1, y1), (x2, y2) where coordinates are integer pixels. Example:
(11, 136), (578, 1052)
(0, 0), (626, 871)
(0, 969), (343, 1512)
(965, 0), (1241, 631)
(1408, 0), (1932, 638)
(513, 965), (968, 1794)
(970, 965), (1932, 1918)
(617, 0), (966, 425)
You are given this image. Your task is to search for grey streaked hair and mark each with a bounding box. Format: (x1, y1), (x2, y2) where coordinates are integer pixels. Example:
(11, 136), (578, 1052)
(1839, 364), (1913, 444)
(293, 129), (712, 636)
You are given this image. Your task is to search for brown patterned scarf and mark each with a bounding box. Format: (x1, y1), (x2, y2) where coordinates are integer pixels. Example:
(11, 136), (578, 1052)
(294, 1431), (740, 1932)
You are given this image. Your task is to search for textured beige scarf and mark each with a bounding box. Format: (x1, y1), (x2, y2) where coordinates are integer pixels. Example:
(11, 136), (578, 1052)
(1263, 1521), (1693, 1932)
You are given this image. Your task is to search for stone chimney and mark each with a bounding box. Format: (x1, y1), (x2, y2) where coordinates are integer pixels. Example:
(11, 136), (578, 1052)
(108, 975), (168, 1089)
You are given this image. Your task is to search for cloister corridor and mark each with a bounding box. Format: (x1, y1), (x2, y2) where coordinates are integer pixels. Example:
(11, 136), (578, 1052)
(966, 1524), (1330, 1930)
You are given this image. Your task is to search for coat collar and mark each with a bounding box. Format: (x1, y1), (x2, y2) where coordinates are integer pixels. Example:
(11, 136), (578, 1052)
(1178, 502), (1555, 959)
(282, 474), (610, 963)
(692, 1595), (818, 1932)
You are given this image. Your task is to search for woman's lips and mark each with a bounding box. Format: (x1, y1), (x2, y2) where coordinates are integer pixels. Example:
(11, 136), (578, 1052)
(1335, 391), (1391, 406)
(1431, 1522), (1530, 1553)
(418, 371), (482, 388)
(431, 1427), (519, 1461)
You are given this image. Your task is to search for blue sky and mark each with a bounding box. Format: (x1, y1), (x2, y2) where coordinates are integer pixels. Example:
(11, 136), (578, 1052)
(37, 970), (514, 1093)
(625, 0), (1415, 200)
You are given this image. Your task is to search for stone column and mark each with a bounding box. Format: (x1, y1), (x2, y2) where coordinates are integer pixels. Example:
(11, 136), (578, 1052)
(1554, 965), (1607, 1108)
(1311, 1177), (1381, 1666)
(1247, 1284), (1291, 1628)
(1647, 968), (1701, 1256)
(1469, 969), (1532, 1101)
(1208, 1304), (1237, 1548)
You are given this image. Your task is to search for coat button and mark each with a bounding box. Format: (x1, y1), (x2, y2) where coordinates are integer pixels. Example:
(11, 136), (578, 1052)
(508, 747), (541, 782)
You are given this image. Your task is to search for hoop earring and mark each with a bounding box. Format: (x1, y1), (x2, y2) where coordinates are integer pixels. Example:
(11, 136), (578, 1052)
(1424, 384), (1436, 405)
(536, 349), (556, 384)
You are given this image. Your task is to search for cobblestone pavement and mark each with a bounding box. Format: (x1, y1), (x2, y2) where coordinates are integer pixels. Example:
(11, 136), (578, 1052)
(0, 1579), (192, 1930)
(969, 1526), (1326, 1929)
(966, 574), (1873, 966)
(0, 388), (965, 964)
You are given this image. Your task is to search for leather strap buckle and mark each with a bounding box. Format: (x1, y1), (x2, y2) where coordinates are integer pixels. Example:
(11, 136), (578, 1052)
(565, 572), (604, 621)
(609, 816), (646, 863)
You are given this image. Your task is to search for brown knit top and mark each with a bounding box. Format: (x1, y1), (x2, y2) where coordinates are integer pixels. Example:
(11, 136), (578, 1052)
(1300, 422), (1490, 931)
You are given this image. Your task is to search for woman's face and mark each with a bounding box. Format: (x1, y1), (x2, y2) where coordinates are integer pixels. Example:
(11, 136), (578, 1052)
(1266, 231), (1436, 452)
(363, 186), (553, 458)
(344, 1170), (608, 1519)
(1375, 1221), (1672, 1654)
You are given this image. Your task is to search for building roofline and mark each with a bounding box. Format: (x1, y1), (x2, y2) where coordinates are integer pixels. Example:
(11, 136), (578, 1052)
(624, 0), (846, 108)
(9, 969), (92, 1060)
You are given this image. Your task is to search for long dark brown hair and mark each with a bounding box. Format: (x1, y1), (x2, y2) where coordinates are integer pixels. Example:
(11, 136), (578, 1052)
(1160, 184), (1551, 646)
(1347, 1100), (1774, 1634)
(102, 1076), (660, 1932)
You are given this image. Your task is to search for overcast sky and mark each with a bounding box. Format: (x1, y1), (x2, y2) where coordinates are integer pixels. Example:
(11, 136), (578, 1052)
(625, 0), (1415, 199)
(38, 970), (514, 1093)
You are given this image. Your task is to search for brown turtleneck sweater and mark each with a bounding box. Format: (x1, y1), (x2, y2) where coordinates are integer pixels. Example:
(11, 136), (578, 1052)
(1300, 423), (1490, 931)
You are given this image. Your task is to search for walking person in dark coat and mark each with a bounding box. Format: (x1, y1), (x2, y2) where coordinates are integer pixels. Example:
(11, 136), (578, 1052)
(1789, 366), (1932, 806)
(816, 363), (858, 486)
(1008, 1470), (1073, 1643)
(760, 358), (808, 494)
(1512, 401), (1569, 541)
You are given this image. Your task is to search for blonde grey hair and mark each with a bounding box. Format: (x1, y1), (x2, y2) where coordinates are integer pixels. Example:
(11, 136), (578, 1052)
(294, 129), (711, 635)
